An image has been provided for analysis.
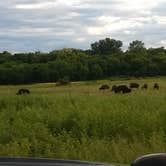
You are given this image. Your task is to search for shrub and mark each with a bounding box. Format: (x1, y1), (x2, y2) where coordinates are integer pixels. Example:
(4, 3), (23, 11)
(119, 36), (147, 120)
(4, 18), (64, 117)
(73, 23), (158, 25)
(56, 76), (70, 86)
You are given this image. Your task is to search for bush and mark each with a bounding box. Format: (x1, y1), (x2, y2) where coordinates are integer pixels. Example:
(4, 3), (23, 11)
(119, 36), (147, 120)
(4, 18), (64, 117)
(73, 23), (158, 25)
(56, 77), (70, 86)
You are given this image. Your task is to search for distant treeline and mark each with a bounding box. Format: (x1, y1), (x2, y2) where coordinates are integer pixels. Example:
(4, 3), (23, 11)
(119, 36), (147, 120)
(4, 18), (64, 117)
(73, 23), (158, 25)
(0, 38), (166, 84)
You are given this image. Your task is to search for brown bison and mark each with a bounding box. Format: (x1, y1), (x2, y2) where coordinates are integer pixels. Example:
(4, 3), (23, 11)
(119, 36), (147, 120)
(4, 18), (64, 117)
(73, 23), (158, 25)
(16, 89), (30, 95)
(112, 85), (132, 94)
(154, 83), (159, 90)
(141, 84), (148, 90)
(111, 85), (117, 91)
(99, 84), (110, 90)
(130, 83), (140, 89)
(131, 153), (166, 166)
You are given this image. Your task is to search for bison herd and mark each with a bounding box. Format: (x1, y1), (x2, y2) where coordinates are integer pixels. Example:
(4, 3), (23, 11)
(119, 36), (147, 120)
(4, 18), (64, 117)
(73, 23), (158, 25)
(99, 82), (159, 94)
(15, 82), (160, 95)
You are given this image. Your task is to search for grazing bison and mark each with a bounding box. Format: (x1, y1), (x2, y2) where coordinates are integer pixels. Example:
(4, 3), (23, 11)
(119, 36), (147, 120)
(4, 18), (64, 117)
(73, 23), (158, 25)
(112, 85), (132, 94)
(111, 85), (117, 91)
(131, 153), (166, 166)
(154, 83), (159, 90)
(16, 89), (30, 95)
(141, 84), (148, 90)
(130, 83), (140, 89)
(99, 84), (110, 90)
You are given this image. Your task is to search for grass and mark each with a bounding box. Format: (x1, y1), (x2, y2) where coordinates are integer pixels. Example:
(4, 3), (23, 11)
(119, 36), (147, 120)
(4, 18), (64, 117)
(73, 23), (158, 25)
(0, 77), (165, 165)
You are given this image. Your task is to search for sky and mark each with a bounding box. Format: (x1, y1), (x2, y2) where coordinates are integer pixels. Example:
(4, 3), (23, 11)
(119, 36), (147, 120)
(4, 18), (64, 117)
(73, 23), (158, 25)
(0, 0), (166, 52)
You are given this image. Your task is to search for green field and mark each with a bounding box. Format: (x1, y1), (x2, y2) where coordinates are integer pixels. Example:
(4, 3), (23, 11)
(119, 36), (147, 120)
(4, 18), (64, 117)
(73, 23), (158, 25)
(0, 77), (166, 165)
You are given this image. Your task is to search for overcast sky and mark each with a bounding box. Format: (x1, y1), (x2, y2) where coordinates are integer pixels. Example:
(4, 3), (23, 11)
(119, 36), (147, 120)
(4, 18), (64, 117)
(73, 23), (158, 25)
(0, 0), (166, 52)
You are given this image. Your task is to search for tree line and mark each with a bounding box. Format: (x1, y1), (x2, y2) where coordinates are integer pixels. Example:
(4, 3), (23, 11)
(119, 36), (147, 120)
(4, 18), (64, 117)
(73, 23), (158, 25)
(0, 38), (166, 84)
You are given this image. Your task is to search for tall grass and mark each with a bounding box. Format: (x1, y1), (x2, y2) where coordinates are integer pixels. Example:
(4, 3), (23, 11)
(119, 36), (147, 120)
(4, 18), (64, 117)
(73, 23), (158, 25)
(0, 77), (165, 164)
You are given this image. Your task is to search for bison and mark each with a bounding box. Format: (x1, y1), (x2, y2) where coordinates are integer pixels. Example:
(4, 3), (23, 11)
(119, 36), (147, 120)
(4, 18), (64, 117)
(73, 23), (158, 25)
(111, 85), (117, 91)
(130, 83), (140, 89)
(131, 153), (166, 166)
(141, 84), (148, 90)
(154, 83), (159, 90)
(112, 85), (132, 94)
(99, 84), (110, 90)
(16, 89), (30, 95)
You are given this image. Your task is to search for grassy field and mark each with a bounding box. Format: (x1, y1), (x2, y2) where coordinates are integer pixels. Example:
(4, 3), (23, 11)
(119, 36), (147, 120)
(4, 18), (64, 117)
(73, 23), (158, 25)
(0, 77), (165, 165)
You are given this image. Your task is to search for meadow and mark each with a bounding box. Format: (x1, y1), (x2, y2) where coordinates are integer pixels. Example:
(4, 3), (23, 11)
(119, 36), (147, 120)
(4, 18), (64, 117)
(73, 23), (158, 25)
(0, 77), (165, 165)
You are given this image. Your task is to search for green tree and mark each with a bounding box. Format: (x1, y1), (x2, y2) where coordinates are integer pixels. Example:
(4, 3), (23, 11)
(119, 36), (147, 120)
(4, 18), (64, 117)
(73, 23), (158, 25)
(91, 38), (123, 55)
(88, 64), (103, 80)
(128, 40), (146, 53)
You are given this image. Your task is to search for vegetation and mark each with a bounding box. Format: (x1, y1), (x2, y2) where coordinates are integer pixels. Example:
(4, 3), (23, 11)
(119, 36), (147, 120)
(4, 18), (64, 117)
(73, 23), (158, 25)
(56, 77), (71, 86)
(0, 38), (166, 85)
(0, 77), (165, 165)
(0, 38), (166, 164)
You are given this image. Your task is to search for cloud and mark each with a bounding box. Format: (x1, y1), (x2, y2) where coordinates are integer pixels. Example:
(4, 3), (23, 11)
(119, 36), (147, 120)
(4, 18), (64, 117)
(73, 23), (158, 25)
(15, 2), (58, 9)
(0, 0), (166, 52)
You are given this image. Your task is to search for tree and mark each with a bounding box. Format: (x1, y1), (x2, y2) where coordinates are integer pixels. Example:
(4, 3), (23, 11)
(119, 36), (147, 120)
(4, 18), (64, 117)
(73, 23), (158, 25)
(128, 40), (146, 53)
(147, 47), (165, 57)
(91, 38), (123, 55)
(2, 51), (11, 56)
(88, 64), (103, 80)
